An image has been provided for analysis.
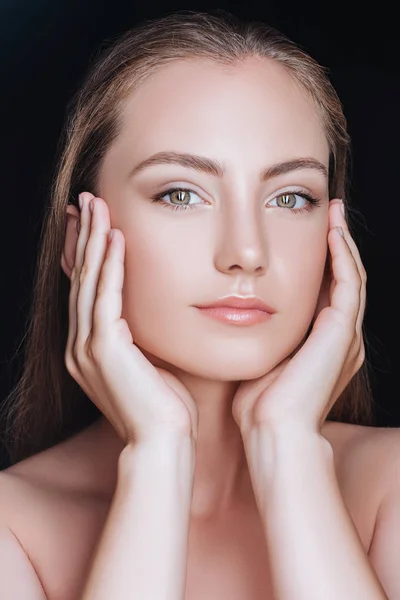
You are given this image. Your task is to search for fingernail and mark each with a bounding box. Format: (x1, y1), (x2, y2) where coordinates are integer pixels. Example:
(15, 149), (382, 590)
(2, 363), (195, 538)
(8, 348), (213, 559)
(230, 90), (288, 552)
(339, 200), (345, 217)
(78, 193), (83, 210)
(89, 200), (94, 213)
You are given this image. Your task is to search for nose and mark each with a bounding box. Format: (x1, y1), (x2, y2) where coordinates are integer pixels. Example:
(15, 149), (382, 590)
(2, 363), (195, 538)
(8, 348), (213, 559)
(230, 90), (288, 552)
(213, 203), (268, 277)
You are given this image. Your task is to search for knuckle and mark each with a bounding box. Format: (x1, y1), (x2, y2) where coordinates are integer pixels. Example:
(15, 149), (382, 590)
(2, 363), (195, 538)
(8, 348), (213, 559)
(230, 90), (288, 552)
(85, 335), (104, 363)
(70, 266), (79, 282)
(79, 263), (89, 285)
(73, 342), (87, 365)
(96, 276), (108, 296)
(64, 351), (78, 378)
(74, 334), (93, 366)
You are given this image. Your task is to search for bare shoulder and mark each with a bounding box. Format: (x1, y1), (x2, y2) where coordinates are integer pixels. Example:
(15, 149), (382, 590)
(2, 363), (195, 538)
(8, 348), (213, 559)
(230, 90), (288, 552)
(323, 420), (400, 495)
(1, 418), (120, 497)
(0, 431), (112, 600)
(0, 431), (110, 552)
(1, 418), (398, 500)
(0, 421), (397, 535)
(1, 418), (398, 505)
(330, 422), (400, 598)
(0, 420), (115, 538)
(0, 419), (398, 600)
(349, 421), (400, 513)
(335, 421), (400, 472)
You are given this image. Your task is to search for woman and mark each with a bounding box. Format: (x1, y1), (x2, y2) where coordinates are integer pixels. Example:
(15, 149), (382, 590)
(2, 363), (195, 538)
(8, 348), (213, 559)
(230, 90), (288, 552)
(0, 9), (397, 600)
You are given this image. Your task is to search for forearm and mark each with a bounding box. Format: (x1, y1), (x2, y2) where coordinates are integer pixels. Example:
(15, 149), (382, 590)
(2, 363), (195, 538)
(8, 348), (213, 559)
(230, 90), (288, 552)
(243, 426), (388, 600)
(80, 434), (195, 600)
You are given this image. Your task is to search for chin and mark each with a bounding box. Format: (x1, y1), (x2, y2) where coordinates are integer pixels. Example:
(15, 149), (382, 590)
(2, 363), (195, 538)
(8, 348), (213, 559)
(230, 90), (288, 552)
(207, 358), (283, 382)
(143, 348), (283, 382)
(135, 328), (309, 383)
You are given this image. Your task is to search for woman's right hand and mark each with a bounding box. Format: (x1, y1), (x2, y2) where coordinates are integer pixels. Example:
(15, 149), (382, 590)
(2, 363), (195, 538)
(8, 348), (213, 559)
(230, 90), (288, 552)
(64, 192), (199, 447)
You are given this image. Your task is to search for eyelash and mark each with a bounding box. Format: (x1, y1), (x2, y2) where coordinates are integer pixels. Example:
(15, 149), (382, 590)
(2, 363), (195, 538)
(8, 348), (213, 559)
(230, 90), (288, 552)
(150, 187), (322, 214)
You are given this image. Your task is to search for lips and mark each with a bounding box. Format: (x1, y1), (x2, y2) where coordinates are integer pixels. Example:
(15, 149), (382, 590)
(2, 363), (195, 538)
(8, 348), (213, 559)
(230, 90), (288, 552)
(195, 296), (275, 314)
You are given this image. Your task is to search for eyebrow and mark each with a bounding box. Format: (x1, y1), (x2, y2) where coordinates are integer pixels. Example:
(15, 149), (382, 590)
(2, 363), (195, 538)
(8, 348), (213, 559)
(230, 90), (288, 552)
(128, 151), (328, 182)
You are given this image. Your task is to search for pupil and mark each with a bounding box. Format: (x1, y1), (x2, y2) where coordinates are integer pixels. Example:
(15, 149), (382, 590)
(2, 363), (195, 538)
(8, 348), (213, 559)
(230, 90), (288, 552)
(173, 190), (187, 204)
(281, 193), (295, 207)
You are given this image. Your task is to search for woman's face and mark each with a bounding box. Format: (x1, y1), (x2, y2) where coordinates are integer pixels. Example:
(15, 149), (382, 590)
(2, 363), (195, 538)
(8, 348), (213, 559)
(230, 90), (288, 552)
(98, 56), (331, 381)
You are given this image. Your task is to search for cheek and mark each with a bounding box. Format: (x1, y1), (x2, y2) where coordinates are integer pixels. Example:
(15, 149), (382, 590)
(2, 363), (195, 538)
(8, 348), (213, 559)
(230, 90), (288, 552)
(281, 234), (328, 326)
(115, 209), (329, 378)
(123, 243), (176, 309)
(120, 227), (201, 342)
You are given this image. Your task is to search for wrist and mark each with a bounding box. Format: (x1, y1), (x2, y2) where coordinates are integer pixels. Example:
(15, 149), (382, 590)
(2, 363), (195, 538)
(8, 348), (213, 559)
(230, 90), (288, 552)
(243, 420), (332, 448)
(242, 424), (333, 474)
(118, 433), (196, 479)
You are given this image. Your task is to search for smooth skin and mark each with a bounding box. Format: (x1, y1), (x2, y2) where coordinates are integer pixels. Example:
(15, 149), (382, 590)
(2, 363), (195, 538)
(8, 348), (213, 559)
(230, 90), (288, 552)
(63, 55), (332, 518)
(231, 197), (365, 437)
(65, 191), (200, 445)
(62, 146), (384, 599)
(1, 55), (398, 599)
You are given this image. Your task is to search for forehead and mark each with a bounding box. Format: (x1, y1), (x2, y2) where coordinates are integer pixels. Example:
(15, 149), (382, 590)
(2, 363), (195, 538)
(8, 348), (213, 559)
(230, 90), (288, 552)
(111, 56), (329, 176)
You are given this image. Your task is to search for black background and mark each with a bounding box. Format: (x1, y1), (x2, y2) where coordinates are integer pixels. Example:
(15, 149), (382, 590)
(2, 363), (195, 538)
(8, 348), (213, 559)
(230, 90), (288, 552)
(1, 2), (399, 468)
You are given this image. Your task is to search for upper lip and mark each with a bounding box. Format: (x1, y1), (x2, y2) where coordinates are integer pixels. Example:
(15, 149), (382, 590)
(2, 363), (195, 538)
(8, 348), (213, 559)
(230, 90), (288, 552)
(195, 295), (276, 313)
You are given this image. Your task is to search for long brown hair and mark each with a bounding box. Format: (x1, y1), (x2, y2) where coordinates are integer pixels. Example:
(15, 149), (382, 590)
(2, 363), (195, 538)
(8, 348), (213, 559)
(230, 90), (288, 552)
(1, 9), (376, 465)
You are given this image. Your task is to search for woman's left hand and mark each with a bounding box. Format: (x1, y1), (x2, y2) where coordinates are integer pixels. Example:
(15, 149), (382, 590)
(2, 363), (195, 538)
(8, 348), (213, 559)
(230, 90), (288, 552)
(232, 199), (367, 436)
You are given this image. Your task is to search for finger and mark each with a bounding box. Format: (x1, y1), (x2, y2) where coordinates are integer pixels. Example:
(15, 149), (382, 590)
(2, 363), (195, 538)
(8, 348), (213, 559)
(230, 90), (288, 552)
(336, 202), (367, 338)
(92, 225), (126, 339)
(328, 202), (363, 333)
(76, 196), (111, 348)
(66, 192), (95, 362)
(326, 227), (360, 336)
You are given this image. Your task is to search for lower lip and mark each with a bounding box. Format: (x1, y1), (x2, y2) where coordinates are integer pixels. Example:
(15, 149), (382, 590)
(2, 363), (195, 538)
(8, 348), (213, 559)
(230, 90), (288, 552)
(196, 307), (272, 325)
